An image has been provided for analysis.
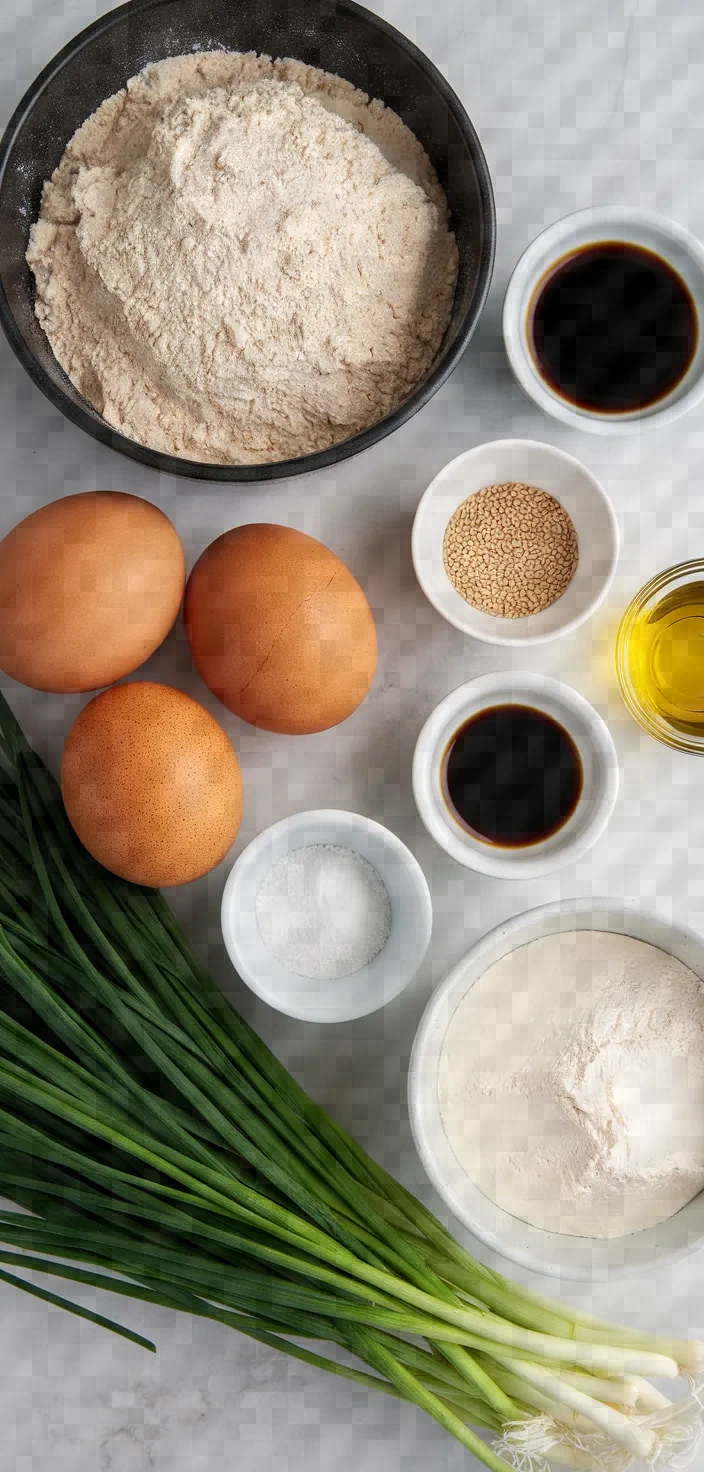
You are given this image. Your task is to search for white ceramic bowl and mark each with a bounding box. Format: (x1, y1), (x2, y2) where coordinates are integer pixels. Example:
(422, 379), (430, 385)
(409, 897), (704, 1281)
(221, 809), (433, 1024)
(503, 206), (704, 433)
(411, 439), (618, 646)
(412, 673), (619, 879)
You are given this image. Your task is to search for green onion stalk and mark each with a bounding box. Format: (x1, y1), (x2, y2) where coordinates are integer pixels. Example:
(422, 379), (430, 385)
(0, 689), (700, 1472)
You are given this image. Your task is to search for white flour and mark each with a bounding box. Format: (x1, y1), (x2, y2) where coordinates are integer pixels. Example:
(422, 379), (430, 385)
(27, 51), (458, 465)
(438, 930), (704, 1238)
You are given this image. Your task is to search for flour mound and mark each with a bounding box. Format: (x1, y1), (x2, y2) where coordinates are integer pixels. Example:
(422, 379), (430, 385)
(438, 930), (704, 1239)
(27, 52), (458, 465)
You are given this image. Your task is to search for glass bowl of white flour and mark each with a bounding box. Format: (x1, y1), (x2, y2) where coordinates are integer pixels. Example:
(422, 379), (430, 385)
(409, 897), (704, 1280)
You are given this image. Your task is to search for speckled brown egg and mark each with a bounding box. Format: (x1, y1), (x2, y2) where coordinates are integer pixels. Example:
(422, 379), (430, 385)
(0, 491), (186, 692)
(183, 524), (378, 735)
(61, 682), (243, 888)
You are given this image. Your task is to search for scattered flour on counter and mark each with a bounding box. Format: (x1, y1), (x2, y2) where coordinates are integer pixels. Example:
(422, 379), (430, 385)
(27, 51), (458, 465)
(438, 930), (704, 1238)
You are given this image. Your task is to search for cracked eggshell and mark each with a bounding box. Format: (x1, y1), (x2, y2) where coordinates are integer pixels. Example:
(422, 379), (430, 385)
(184, 524), (377, 735)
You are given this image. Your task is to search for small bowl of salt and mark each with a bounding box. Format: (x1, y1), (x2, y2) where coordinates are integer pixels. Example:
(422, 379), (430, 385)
(220, 810), (433, 1023)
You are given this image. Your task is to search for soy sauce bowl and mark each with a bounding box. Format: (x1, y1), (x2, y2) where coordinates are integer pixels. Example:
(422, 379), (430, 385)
(503, 206), (704, 434)
(412, 674), (619, 878)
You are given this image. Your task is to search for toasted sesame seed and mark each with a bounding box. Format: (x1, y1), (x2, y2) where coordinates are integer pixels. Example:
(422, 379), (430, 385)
(442, 482), (578, 619)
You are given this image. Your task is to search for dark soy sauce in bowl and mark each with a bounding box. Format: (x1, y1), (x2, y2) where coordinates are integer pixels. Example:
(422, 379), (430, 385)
(529, 241), (698, 414)
(442, 704), (583, 847)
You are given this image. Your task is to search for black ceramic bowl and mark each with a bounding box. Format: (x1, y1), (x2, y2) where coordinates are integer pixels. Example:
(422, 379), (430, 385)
(0, 0), (495, 482)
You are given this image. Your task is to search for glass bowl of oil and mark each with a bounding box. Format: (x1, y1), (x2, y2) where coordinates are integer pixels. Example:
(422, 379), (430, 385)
(617, 560), (704, 752)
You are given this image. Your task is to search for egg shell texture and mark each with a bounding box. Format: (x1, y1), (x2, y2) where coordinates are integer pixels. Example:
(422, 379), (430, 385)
(184, 524), (378, 735)
(61, 681), (243, 888)
(0, 491), (186, 692)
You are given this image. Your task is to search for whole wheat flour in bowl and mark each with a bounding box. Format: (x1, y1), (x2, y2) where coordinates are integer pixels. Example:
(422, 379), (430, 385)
(26, 51), (459, 467)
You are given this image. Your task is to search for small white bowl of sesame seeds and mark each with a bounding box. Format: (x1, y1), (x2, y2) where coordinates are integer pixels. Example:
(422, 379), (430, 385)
(411, 439), (619, 646)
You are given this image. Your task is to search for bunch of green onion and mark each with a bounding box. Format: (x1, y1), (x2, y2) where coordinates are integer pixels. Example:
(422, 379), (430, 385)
(0, 689), (700, 1472)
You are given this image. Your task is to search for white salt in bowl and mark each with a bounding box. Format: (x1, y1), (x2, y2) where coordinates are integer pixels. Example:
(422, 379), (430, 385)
(408, 897), (704, 1281)
(221, 809), (432, 1024)
(411, 439), (619, 646)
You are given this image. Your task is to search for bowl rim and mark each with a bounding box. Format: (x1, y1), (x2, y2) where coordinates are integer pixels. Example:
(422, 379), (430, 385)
(0, 0), (496, 483)
(616, 556), (704, 754)
(408, 895), (704, 1280)
(412, 672), (620, 878)
(411, 437), (620, 646)
(220, 807), (433, 1023)
(503, 204), (704, 436)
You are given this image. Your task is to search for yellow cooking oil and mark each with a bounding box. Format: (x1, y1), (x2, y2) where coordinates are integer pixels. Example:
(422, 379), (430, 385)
(626, 580), (704, 734)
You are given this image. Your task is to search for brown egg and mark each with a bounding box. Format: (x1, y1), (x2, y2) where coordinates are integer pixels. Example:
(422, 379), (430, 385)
(61, 682), (244, 887)
(0, 491), (186, 692)
(184, 524), (378, 735)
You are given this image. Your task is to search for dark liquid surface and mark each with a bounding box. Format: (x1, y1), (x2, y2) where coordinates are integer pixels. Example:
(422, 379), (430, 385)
(443, 704), (583, 848)
(530, 241), (698, 413)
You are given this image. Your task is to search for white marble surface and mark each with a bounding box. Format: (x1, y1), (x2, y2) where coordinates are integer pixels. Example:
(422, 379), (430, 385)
(1, 0), (704, 1467)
